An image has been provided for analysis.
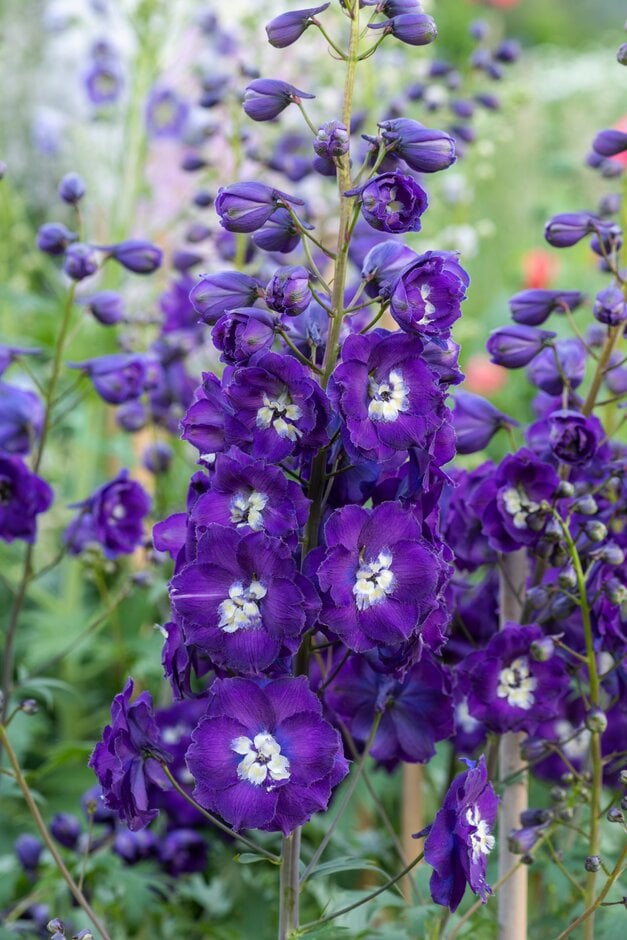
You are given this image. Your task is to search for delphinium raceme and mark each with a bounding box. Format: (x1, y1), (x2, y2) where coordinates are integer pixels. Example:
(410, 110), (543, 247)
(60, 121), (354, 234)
(444, 50), (626, 939)
(89, 2), (512, 937)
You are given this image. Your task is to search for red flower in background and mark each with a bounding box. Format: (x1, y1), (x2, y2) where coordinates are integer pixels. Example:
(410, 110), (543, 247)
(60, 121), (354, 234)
(610, 115), (627, 167)
(522, 248), (560, 289)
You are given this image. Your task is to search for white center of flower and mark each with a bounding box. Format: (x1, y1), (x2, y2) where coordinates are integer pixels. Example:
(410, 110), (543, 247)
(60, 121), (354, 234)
(456, 699), (481, 734)
(502, 486), (541, 530)
(496, 656), (537, 709)
(555, 720), (592, 760)
(353, 550), (395, 610)
(229, 490), (268, 530)
(419, 282), (436, 318)
(218, 580), (267, 633)
(111, 504), (126, 520)
(368, 370), (409, 423)
(466, 805), (496, 861)
(256, 390), (303, 440)
(231, 732), (290, 787)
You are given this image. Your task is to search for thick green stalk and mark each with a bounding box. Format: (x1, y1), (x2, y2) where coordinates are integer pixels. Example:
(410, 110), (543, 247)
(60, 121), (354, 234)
(280, 5), (363, 937)
(0, 725), (112, 940)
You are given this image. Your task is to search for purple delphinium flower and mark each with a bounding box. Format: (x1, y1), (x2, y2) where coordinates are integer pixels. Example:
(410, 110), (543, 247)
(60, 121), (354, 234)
(108, 240), (163, 274)
(486, 325), (556, 368)
(0, 382), (44, 454)
(265, 4), (330, 48)
(441, 464), (498, 571)
(419, 755), (498, 912)
(151, 698), (208, 827)
(15, 834), (44, 874)
(544, 211), (602, 248)
(84, 60), (124, 106)
(212, 308), (276, 364)
(189, 271), (262, 326)
(221, 352), (330, 461)
(329, 329), (445, 463)
(0, 455), (53, 543)
(469, 447), (559, 553)
(544, 409), (604, 466)
(317, 502), (445, 652)
(252, 207), (303, 253)
(89, 678), (172, 831)
(527, 338), (586, 396)
(593, 285), (627, 326)
(113, 828), (159, 865)
(50, 813), (82, 850)
(63, 243), (99, 281)
(64, 469), (151, 558)
(390, 251), (469, 336)
(314, 120), (350, 160)
(369, 13), (438, 47)
(326, 653), (454, 770)
(37, 222), (77, 255)
(83, 290), (124, 326)
(215, 182), (304, 234)
(592, 129), (627, 157)
(458, 623), (570, 733)
(509, 289), (585, 326)
(184, 447), (309, 548)
(351, 171), (428, 234)
(243, 79), (315, 122)
(0, 344), (41, 377)
(170, 525), (317, 674)
(58, 172), (85, 205)
(145, 86), (189, 138)
(265, 265), (311, 316)
(378, 118), (456, 172)
(69, 353), (158, 405)
(452, 391), (518, 455)
(160, 829), (208, 876)
(186, 676), (348, 834)
(361, 240), (417, 300)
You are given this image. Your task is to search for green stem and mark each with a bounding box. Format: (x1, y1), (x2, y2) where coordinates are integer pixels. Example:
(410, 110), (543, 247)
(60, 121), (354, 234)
(0, 725), (112, 940)
(277, 330), (323, 374)
(278, 830), (301, 940)
(446, 861), (523, 939)
(582, 324), (622, 417)
(556, 846), (627, 940)
(160, 765), (279, 862)
(314, 20), (347, 59)
(300, 851), (424, 934)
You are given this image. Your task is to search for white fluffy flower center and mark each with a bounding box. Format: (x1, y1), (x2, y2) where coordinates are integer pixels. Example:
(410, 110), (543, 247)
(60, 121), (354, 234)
(368, 370), (409, 422)
(419, 281), (436, 318)
(502, 486), (540, 530)
(256, 390), (302, 440)
(353, 550), (395, 610)
(218, 580), (266, 633)
(229, 490), (268, 530)
(497, 656), (537, 709)
(231, 732), (290, 787)
(466, 805), (496, 861)
(556, 720), (592, 760)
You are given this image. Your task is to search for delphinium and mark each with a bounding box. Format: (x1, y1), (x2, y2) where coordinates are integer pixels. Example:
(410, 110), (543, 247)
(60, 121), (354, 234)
(89, 2), (510, 937)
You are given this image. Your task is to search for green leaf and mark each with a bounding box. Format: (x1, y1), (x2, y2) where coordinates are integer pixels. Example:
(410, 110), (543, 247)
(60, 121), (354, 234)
(306, 856), (391, 881)
(236, 852), (274, 865)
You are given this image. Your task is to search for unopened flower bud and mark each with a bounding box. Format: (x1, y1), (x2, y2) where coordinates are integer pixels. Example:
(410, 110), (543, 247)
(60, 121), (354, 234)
(585, 855), (601, 872)
(544, 518), (562, 542)
(607, 807), (624, 823)
(521, 738), (548, 761)
(618, 42), (627, 65)
(20, 698), (39, 714)
(555, 480), (575, 498)
(47, 920), (65, 936)
(58, 172), (86, 205)
(530, 636), (555, 662)
(558, 806), (574, 822)
(73, 931), (94, 940)
(521, 853), (534, 865)
(561, 772), (574, 786)
(314, 120), (349, 160)
(558, 567), (577, 590)
(520, 808), (552, 827)
(526, 586), (549, 609)
(620, 795), (627, 812)
(584, 520), (608, 543)
(584, 708), (607, 734)
(599, 543), (624, 566)
(573, 495), (598, 515)
(551, 786), (567, 804)
(619, 769), (627, 786)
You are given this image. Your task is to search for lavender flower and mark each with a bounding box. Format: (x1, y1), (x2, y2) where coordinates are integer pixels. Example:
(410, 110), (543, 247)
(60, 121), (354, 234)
(265, 265), (312, 316)
(64, 470), (151, 558)
(486, 325), (556, 368)
(265, 4), (330, 48)
(378, 118), (456, 172)
(89, 678), (172, 830)
(145, 86), (189, 138)
(527, 338), (586, 395)
(108, 240), (163, 274)
(215, 182), (304, 234)
(390, 250), (469, 335)
(545, 410), (604, 465)
(351, 171), (428, 233)
(186, 676), (348, 834)
(189, 271), (262, 326)
(314, 120), (350, 160)
(243, 79), (315, 122)
(369, 13), (438, 47)
(452, 391), (518, 454)
(0, 455), (53, 543)
(58, 172), (85, 205)
(212, 308), (276, 364)
(63, 244), (99, 280)
(509, 289), (585, 326)
(69, 353), (158, 405)
(593, 285), (627, 325)
(361, 240), (417, 299)
(419, 756), (498, 912)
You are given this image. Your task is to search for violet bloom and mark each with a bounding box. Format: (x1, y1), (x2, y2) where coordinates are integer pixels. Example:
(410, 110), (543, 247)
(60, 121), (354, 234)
(378, 118), (456, 173)
(114, 828), (158, 865)
(459, 624), (570, 733)
(212, 308), (276, 364)
(0, 344), (41, 377)
(329, 330), (445, 463)
(351, 171), (428, 234)
(189, 271), (262, 326)
(452, 391), (518, 454)
(222, 352), (330, 461)
(252, 207), (302, 253)
(326, 653), (454, 770)
(317, 502), (445, 652)
(544, 409), (604, 465)
(15, 834), (43, 874)
(442, 465), (498, 571)
(265, 4), (329, 48)
(0, 455), (53, 543)
(592, 129), (627, 157)
(390, 251), (469, 336)
(544, 212), (600, 248)
(37, 222), (77, 255)
(361, 240), (417, 299)
(369, 13), (438, 47)
(186, 676), (348, 834)
(0, 382), (44, 454)
(89, 678), (172, 831)
(509, 289), (585, 326)
(152, 698), (208, 827)
(184, 447), (309, 548)
(84, 60), (124, 106)
(160, 829), (208, 876)
(83, 290), (124, 326)
(486, 325), (555, 368)
(64, 469), (151, 558)
(420, 756), (497, 912)
(170, 526), (317, 674)
(108, 239), (163, 274)
(593, 285), (627, 326)
(145, 86), (189, 138)
(265, 265), (311, 316)
(215, 182), (304, 234)
(69, 353), (157, 404)
(243, 79), (314, 122)
(469, 448), (559, 553)
(63, 243), (99, 281)
(314, 120), (350, 160)
(527, 338), (586, 396)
